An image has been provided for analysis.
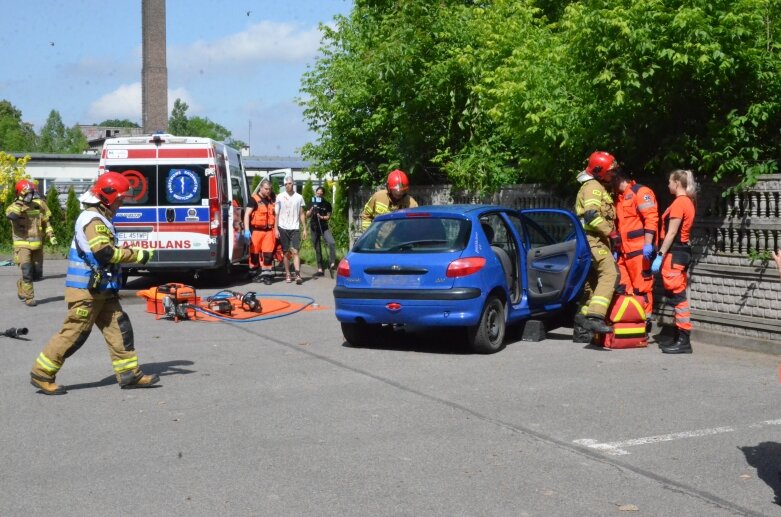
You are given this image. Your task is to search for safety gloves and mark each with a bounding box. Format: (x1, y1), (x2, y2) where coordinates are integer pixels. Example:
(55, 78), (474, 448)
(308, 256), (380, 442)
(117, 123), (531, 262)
(49, 235), (58, 246)
(642, 243), (655, 261)
(651, 253), (663, 274)
(243, 229), (251, 241)
(135, 248), (154, 265)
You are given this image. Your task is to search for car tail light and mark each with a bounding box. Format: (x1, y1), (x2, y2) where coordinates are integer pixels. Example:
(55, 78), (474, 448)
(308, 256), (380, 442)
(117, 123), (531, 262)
(446, 257), (486, 277)
(209, 198), (221, 236)
(337, 258), (350, 277)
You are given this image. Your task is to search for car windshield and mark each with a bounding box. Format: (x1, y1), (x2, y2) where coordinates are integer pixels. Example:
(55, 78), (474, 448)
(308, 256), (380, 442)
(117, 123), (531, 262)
(355, 217), (469, 253)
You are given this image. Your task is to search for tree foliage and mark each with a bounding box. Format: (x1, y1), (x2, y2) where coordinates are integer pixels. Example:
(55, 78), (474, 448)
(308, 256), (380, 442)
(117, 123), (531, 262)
(168, 98), (234, 143)
(300, 0), (781, 192)
(0, 100), (37, 152)
(98, 119), (140, 127)
(0, 152), (30, 244)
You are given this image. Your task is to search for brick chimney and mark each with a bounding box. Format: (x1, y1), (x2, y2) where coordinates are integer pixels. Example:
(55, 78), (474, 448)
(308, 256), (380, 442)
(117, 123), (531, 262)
(142, 0), (168, 133)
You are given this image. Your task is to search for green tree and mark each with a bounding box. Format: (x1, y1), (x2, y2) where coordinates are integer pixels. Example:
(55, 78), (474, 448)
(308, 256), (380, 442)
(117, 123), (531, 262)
(302, 179), (315, 206)
(98, 119), (140, 127)
(64, 125), (88, 153)
(0, 152), (31, 245)
(64, 187), (80, 246)
(168, 98), (234, 142)
(37, 110), (67, 152)
(45, 184), (66, 249)
(0, 100), (36, 152)
(250, 174), (261, 195)
(301, 0), (781, 192)
(169, 99), (190, 136)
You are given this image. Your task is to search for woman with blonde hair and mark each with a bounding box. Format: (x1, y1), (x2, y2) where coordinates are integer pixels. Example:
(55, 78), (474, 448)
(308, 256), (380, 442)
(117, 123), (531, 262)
(651, 169), (697, 354)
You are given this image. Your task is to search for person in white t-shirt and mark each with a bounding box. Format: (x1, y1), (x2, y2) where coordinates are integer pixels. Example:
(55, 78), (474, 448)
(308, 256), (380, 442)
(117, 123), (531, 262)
(275, 175), (308, 284)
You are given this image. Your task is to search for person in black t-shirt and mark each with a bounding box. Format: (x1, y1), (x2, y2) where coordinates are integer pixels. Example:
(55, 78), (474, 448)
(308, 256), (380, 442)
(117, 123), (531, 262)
(306, 186), (337, 275)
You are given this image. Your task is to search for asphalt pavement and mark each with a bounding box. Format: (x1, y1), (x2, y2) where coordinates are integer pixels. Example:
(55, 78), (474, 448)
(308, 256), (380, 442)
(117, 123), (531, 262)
(1, 259), (779, 516)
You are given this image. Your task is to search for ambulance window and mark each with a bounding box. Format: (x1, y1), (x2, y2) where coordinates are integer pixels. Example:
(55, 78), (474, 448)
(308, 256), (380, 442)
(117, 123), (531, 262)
(216, 155), (229, 202)
(231, 177), (244, 207)
(159, 165), (208, 205)
(108, 166), (155, 206)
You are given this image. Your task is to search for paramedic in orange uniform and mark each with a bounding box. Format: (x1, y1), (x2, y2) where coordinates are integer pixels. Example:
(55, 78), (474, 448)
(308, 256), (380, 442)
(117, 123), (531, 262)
(613, 168), (658, 330)
(651, 169), (697, 354)
(244, 179), (277, 285)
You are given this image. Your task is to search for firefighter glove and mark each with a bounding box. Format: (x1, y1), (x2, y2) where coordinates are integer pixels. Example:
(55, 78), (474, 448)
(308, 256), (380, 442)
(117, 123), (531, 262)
(243, 229), (251, 241)
(642, 243), (655, 261)
(651, 254), (663, 274)
(49, 235), (58, 246)
(135, 248), (154, 265)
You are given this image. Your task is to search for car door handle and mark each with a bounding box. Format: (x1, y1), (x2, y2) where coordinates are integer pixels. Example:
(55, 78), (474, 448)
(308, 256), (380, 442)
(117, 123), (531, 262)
(536, 277), (543, 293)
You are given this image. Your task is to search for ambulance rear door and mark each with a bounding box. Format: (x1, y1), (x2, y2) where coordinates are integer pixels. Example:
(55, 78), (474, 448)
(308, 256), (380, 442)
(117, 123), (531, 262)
(222, 144), (249, 264)
(106, 137), (215, 269)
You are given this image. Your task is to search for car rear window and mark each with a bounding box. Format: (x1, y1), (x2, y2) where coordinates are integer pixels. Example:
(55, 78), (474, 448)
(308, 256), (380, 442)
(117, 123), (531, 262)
(355, 217), (469, 252)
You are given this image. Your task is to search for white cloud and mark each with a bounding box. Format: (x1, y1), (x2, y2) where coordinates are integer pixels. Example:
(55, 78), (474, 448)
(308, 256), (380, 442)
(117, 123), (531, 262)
(170, 21), (323, 68)
(86, 83), (142, 122)
(85, 83), (198, 123)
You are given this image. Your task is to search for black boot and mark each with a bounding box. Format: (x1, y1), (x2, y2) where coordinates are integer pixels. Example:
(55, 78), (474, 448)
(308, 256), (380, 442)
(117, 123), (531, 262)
(581, 316), (613, 334)
(662, 329), (692, 354)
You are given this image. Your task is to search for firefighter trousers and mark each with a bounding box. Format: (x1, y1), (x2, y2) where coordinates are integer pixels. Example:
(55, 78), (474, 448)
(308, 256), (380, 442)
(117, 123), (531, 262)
(13, 247), (43, 301)
(31, 288), (140, 383)
(579, 241), (619, 320)
(617, 252), (653, 317)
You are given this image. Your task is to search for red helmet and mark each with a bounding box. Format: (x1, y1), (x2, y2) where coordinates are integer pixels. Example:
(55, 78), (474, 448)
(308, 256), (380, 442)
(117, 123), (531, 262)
(92, 172), (131, 206)
(15, 179), (35, 196)
(584, 151), (618, 182)
(386, 169), (409, 195)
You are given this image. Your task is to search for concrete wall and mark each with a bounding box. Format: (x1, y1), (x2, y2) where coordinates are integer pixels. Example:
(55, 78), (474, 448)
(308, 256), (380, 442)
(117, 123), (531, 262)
(349, 176), (781, 353)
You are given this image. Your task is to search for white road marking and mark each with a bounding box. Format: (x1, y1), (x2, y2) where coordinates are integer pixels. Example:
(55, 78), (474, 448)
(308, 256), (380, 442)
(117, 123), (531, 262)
(574, 419), (781, 455)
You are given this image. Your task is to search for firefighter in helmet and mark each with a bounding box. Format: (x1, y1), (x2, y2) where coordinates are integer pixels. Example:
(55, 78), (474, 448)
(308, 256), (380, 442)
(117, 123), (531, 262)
(573, 151), (620, 338)
(360, 169), (418, 230)
(30, 172), (158, 395)
(6, 179), (56, 307)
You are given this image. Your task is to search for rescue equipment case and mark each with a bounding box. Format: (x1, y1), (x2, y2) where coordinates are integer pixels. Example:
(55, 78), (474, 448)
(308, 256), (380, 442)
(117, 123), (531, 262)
(602, 294), (648, 349)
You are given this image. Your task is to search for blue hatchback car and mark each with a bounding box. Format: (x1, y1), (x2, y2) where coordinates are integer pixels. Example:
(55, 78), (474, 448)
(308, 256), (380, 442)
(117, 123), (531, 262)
(334, 205), (592, 353)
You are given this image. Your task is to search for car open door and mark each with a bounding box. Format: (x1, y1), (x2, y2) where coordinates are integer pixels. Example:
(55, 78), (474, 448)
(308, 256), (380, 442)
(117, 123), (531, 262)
(518, 209), (591, 311)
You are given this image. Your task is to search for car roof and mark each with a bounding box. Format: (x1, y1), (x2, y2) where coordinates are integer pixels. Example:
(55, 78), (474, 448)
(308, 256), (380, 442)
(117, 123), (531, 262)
(375, 204), (508, 220)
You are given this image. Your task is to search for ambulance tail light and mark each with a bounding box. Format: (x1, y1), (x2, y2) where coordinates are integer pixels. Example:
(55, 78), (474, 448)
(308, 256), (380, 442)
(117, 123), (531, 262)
(209, 198), (221, 236)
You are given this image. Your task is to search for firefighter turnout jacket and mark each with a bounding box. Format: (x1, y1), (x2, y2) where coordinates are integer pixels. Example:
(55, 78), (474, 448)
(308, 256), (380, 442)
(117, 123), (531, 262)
(575, 179), (616, 246)
(575, 178), (619, 320)
(66, 205), (146, 295)
(361, 190), (418, 230)
(6, 197), (53, 250)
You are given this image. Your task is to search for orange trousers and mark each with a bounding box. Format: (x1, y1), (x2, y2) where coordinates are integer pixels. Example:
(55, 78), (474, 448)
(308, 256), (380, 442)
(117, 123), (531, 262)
(660, 253), (692, 331)
(249, 230), (276, 271)
(617, 252), (653, 317)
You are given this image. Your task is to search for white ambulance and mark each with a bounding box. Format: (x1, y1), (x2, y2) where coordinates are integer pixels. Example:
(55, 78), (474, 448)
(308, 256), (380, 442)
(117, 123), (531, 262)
(99, 133), (250, 282)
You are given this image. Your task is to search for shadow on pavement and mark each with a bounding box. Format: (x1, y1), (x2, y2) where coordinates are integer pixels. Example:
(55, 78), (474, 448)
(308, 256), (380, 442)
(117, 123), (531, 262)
(64, 359), (196, 391)
(739, 442), (781, 505)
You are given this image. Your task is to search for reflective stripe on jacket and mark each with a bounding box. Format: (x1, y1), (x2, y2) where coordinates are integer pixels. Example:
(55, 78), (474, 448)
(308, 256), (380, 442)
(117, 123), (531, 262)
(575, 179), (615, 245)
(616, 181), (658, 256)
(65, 209), (121, 292)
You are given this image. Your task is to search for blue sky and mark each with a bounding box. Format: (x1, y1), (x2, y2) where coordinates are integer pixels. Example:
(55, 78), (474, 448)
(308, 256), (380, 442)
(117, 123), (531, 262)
(0, 0), (352, 156)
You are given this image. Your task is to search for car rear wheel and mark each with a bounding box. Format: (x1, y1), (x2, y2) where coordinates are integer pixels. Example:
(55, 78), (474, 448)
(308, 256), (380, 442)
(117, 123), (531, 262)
(341, 322), (381, 347)
(467, 296), (506, 353)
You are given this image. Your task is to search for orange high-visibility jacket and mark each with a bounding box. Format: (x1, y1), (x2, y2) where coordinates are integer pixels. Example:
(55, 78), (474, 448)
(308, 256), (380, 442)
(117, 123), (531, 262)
(250, 193), (276, 230)
(615, 181), (658, 257)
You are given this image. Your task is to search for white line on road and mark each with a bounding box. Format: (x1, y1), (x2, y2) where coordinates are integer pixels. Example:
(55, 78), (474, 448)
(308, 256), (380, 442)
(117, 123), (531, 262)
(574, 419), (781, 455)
